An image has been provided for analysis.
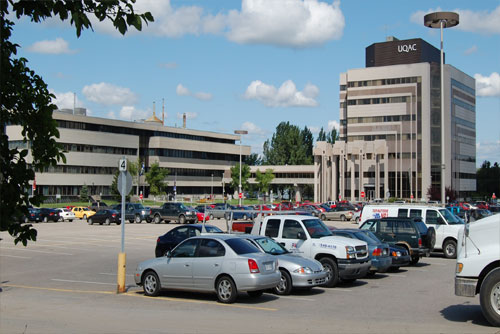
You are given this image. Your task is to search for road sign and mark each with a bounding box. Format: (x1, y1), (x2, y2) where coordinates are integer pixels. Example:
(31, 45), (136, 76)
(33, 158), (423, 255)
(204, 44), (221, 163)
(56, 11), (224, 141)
(239, 192), (242, 199)
(139, 193), (143, 200)
(493, 193), (497, 199)
(119, 158), (127, 172)
(411, 193), (414, 199)
(118, 171), (133, 196)
(361, 191), (365, 198)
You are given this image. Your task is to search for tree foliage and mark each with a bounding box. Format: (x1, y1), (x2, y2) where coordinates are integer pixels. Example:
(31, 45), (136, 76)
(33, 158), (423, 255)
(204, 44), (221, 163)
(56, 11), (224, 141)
(263, 122), (312, 165)
(80, 184), (89, 201)
(145, 162), (169, 196)
(0, 1), (153, 245)
(230, 163), (250, 192)
(476, 160), (500, 198)
(245, 153), (262, 166)
(255, 169), (275, 195)
(317, 127), (338, 144)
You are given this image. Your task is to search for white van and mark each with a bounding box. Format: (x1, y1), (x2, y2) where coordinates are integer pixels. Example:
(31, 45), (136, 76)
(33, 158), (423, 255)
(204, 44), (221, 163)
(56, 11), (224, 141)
(360, 204), (464, 259)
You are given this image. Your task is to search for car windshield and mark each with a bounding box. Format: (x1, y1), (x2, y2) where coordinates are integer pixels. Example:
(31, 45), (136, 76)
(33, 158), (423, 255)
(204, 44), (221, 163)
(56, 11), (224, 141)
(179, 203), (188, 210)
(303, 219), (333, 238)
(353, 231), (380, 245)
(439, 209), (463, 225)
(253, 237), (289, 255)
(225, 238), (261, 255)
(204, 226), (223, 233)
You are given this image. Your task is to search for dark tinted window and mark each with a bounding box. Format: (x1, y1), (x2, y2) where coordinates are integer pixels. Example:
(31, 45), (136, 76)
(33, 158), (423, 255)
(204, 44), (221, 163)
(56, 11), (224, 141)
(225, 238), (261, 255)
(379, 220), (393, 233)
(132, 204), (145, 209)
(265, 219), (281, 238)
(409, 209), (422, 218)
(204, 226), (223, 233)
(198, 239), (225, 257)
(360, 220), (376, 231)
(395, 221), (415, 234)
(398, 209), (408, 217)
(426, 210), (440, 224)
(171, 239), (199, 258)
(282, 220), (305, 239)
(414, 221), (428, 234)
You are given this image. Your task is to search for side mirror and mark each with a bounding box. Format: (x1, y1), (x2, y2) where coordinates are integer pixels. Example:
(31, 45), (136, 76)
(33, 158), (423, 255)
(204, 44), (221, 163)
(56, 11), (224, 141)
(297, 231), (307, 240)
(166, 251), (172, 258)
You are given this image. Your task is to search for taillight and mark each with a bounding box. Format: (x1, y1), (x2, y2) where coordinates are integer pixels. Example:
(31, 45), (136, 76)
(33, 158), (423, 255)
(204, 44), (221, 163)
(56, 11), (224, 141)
(50, 212), (54, 216)
(157, 237), (160, 243)
(418, 238), (422, 247)
(248, 259), (260, 273)
(112, 214), (117, 218)
(372, 248), (382, 256)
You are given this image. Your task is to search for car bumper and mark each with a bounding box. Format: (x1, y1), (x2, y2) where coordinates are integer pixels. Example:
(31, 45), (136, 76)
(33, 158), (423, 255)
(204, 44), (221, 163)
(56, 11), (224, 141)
(233, 272), (281, 292)
(411, 247), (430, 257)
(455, 277), (477, 297)
(370, 256), (392, 272)
(338, 258), (371, 279)
(291, 271), (327, 288)
(391, 255), (411, 267)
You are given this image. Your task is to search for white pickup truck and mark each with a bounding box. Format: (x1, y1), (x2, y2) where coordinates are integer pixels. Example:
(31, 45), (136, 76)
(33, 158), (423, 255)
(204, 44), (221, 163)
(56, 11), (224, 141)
(250, 215), (371, 287)
(455, 214), (500, 326)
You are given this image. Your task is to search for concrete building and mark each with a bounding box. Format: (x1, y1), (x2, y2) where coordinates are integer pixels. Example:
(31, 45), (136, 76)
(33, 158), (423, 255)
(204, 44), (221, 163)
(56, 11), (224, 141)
(7, 109), (250, 201)
(314, 37), (476, 203)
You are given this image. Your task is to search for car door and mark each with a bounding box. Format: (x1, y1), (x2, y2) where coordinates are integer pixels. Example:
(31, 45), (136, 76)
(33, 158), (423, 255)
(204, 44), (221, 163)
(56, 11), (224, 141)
(425, 209), (444, 248)
(159, 238), (199, 288)
(277, 219), (309, 256)
(192, 238), (224, 290)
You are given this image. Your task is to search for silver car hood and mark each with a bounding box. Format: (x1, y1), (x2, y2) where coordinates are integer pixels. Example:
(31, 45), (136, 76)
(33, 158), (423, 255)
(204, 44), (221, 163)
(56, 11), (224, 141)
(275, 254), (323, 271)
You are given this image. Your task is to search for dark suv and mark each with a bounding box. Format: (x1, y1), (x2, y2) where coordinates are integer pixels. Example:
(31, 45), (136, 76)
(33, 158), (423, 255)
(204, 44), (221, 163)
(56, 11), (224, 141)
(112, 203), (151, 223)
(359, 217), (435, 265)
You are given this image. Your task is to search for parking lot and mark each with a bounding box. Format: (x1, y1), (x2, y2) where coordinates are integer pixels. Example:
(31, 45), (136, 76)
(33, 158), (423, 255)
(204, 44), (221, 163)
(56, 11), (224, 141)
(0, 218), (496, 333)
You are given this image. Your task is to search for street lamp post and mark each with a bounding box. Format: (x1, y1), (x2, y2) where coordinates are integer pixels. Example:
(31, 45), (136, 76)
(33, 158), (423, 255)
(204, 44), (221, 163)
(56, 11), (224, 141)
(424, 11), (459, 205)
(234, 130), (248, 206)
(211, 173), (213, 200)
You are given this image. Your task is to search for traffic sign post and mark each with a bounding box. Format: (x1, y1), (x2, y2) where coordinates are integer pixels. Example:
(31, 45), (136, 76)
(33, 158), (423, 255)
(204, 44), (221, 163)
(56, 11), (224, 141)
(117, 158), (132, 294)
(361, 191), (365, 199)
(239, 192), (242, 199)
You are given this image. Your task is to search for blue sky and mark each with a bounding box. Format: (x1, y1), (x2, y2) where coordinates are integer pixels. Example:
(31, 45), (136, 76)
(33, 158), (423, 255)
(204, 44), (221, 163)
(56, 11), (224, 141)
(9, 0), (500, 165)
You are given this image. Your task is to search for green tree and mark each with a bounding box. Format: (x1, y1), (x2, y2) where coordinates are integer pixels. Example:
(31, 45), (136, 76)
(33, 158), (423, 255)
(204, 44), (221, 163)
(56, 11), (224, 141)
(245, 153), (262, 166)
(476, 160), (500, 198)
(317, 127), (327, 141)
(0, 1), (153, 245)
(145, 162), (169, 196)
(127, 157), (142, 195)
(230, 163), (251, 192)
(301, 126), (313, 161)
(80, 184), (89, 201)
(263, 121), (311, 165)
(326, 128), (339, 144)
(255, 169), (275, 196)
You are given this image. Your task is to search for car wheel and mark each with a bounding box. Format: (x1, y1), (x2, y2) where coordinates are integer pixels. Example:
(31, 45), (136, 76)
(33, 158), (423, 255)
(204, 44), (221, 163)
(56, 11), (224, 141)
(319, 257), (339, 288)
(88, 218), (93, 225)
(69, 220), (73, 222)
(105, 218), (111, 226)
(480, 268), (500, 327)
(216, 275), (237, 304)
(179, 215), (186, 224)
(143, 271), (161, 297)
(410, 256), (420, 265)
(247, 290), (264, 298)
(83, 214), (87, 220)
(443, 239), (457, 259)
(154, 215), (162, 224)
(209, 214), (214, 220)
(340, 215), (346, 222)
(43, 217), (48, 223)
(273, 269), (292, 295)
(129, 220), (134, 224)
(427, 227), (436, 250)
(135, 215), (142, 224)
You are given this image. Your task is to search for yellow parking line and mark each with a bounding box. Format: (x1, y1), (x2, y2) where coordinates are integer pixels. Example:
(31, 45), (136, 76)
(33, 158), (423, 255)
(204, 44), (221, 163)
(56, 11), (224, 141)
(2, 284), (278, 312)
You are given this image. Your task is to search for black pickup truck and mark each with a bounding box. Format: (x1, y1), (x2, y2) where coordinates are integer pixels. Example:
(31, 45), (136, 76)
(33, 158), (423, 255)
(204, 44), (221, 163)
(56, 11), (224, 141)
(112, 203), (151, 223)
(150, 202), (198, 224)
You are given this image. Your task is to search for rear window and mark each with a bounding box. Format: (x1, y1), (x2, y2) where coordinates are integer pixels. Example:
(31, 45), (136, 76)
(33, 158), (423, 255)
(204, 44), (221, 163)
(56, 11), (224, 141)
(225, 238), (261, 255)
(413, 221), (428, 234)
(132, 204), (145, 209)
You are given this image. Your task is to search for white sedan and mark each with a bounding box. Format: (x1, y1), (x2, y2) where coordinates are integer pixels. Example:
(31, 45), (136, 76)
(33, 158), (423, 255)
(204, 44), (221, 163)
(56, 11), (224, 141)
(56, 208), (76, 222)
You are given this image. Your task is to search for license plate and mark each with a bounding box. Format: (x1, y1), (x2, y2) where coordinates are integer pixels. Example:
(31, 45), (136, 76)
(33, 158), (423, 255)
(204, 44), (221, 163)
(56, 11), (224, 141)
(265, 264), (272, 270)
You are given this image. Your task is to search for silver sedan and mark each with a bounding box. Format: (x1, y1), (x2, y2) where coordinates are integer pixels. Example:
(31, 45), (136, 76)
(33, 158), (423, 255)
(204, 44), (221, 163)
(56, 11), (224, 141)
(134, 234), (281, 303)
(240, 235), (327, 295)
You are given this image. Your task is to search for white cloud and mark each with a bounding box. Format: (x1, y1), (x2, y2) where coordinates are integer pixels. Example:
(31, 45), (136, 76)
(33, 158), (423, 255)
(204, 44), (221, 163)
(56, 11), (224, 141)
(27, 38), (76, 54)
(119, 106), (149, 121)
(50, 90), (83, 110)
(464, 45), (477, 55)
(82, 82), (138, 106)
(227, 0), (344, 47)
(411, 6), (500, 35)
(242, 121), (266, 136)
(176, 83), (212, 101)
(476, 141), (500, 166)
(244, 80), (319, 107)
(176, 112), (198, 120)
(475, 72), (500, 97)
(327, 120), (340, 131)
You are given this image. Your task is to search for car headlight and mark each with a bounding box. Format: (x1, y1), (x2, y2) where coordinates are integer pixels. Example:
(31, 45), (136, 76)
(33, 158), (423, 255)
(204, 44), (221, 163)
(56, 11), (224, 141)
(293, 267), (313, 274)
(345, 246), (356, 259)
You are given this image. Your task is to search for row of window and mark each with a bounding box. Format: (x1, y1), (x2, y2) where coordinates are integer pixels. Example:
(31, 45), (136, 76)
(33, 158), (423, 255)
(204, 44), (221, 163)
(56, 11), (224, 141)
(346, 115), (416, 124)
(42, 165), (117, 175)
(454, 154), (476, 163)
(250, 172), (314, 179)
(60, 143), (137, 155)
(347, 134), (418, 142)
(453, 98), (475, 113)
(453, 172), (476, 180)
(451, 79), (475, 96)
(56, 120), (235, 145)
(168, 168), (225, 178)
(453, 116), (475, 130)
(454, 135), (475, 146)
(147, 148), (239, 162)
(452, 88), (475, 105)
(344, 96), (409, 107)
(340, 76), (420, 90)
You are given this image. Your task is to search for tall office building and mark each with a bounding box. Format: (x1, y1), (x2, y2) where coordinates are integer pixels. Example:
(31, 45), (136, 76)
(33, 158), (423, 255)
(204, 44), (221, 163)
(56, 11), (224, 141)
(313, 37), (476, 202)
